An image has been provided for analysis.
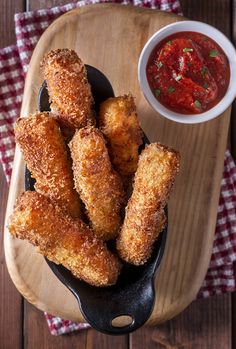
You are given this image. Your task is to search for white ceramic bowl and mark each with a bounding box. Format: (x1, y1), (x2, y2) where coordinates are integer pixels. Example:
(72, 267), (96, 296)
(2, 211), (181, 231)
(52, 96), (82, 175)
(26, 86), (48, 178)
(138, 21), (236, 124)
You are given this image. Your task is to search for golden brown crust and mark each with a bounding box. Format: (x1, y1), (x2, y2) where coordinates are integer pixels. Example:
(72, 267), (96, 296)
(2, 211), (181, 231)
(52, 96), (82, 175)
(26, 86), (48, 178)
(41, 49), (94, 130)
(99, 94), (143, 178)
(8, 191), (121, 287)
(69, 126), (125, 240)
(14, 112), (81, 218)
(117, 143), (180, 265)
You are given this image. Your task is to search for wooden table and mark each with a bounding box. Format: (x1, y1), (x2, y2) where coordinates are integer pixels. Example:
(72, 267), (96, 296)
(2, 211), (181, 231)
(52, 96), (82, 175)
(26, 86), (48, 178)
(0, 0), (235, 348)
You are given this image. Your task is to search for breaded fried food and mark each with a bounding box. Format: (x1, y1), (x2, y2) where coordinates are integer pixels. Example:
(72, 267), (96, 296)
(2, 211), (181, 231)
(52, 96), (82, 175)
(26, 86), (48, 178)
(8, 191), (121, 287)
(117, 143), (180, 265)
(14, 112), (81, 218)
(99, 94), (143, 177)
(41, 49), (94, 130)
(69, 126), (125, 240)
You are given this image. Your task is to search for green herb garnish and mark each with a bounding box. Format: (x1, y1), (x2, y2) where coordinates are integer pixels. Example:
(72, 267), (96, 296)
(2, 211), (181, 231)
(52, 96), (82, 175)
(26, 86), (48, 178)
(183, 48), (193, 53)
(155, 61), (163, 69)
(194, 100), (202, 108)
(209, 50), (219, 57)
(203, 83), (209, 89)
(155, 89), (161, 97)
(175, 75), (182, 81)
(168, 86), (175, 93)
(201, 66), (208, 76)
(187, 61), (192, 67)
(167, 40), (173, 45)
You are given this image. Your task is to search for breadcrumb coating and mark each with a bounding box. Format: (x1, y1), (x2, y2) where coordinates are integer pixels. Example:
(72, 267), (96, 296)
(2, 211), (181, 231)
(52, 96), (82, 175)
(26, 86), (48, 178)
(14, 113), (81, 218)
(41, 49), (94, 130)
(99, 95), (143, 178)
(117, 143), (180, 265)
(69, 126), (125, 240)
(8, 192), (121, 287)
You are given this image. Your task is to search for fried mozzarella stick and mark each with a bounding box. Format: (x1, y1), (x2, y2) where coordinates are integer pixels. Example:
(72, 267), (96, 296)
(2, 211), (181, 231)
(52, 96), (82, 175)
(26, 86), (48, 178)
(117, 143), (180, 265)
(41, 49), (94, 130)
(8, 192), (120, 287)
(15, 113), (81, 218)
(99, 95), (143, 177)
(69, 126), (124, 240)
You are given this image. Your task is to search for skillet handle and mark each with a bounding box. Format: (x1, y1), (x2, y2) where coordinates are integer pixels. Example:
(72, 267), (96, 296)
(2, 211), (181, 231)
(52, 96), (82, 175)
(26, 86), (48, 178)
(74, 280), (156, 335)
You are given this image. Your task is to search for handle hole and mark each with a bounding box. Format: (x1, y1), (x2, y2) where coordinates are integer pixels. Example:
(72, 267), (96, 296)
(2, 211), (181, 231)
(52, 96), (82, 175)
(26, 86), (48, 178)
(111, 315), (133, 328)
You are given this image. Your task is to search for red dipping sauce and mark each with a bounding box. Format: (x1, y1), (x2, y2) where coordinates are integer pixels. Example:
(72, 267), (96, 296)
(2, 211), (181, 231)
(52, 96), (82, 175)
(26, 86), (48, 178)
(146, 31), (230, 114)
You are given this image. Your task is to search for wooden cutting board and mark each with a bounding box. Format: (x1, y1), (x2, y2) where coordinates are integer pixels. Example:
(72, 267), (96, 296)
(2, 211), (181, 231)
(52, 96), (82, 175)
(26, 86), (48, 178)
(4, 4), (230, 325)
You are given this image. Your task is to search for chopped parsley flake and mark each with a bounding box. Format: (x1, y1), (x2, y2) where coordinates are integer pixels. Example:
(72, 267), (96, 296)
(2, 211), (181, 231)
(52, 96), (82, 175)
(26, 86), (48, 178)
(194, 100), (202, 108)
(183, 48), (193, 53)
(155, 61), (163, 69)
(175, 75), (182, 81)
(203, 83), (209, 89)
(201, 66), (208, 76)
(155, 89), (161, 97)
(168, 86), (175, 93)
(209, 50), (219, 57)
(167, 40), (173, 45)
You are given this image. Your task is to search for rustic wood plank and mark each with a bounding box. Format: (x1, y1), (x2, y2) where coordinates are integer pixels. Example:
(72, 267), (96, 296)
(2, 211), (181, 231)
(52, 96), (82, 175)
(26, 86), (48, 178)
(24, 300), (129, 349)
(0, 0), (25, 47)
(232, 264), (236, 349)
(26, 0), (77, 11)
(24, 302), (128, 349)
(131, 295), (231, 349)
(0, 166), (23, 349)
(180, 0), (231, 37)
(231, 263), (236, 349)
(24, 302), (87, 349)
(86, 330), (128, 349)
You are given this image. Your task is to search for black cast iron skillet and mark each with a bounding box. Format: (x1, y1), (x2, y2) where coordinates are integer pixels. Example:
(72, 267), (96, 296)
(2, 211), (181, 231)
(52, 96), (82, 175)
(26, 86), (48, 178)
(25, 65), (168, 335)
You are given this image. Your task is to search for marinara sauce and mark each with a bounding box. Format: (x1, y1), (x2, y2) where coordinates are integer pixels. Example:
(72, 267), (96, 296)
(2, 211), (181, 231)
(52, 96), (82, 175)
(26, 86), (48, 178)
(146, 32), (230, 114)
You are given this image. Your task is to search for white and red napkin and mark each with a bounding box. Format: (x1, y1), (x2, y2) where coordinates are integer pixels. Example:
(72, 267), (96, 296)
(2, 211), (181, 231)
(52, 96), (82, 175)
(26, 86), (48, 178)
(0, 0), (236, 336)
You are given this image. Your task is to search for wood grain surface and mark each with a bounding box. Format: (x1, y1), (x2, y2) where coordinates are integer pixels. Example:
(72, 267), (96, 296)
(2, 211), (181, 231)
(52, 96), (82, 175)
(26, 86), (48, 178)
(0, 0), (235, 348)
(4, 3), (231, 326)
(130, 294), (232, 348)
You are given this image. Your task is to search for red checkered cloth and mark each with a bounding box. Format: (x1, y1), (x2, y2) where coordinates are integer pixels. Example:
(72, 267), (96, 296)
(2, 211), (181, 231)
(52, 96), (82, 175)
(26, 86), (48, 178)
(0, 0), (236, 336)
